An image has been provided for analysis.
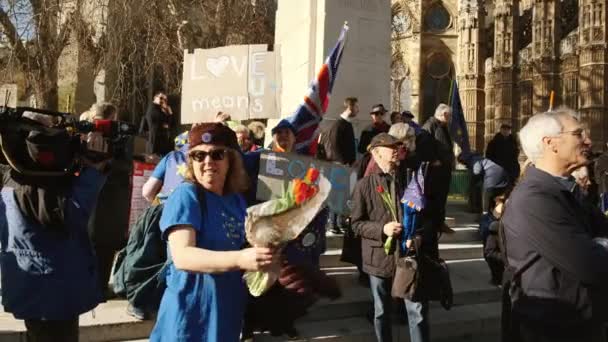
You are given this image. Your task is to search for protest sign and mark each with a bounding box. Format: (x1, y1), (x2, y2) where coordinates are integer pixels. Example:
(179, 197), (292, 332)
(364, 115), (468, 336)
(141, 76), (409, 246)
(181, 44), (281, 123)
(256, 151), (357, 214)
(128, 161), (156, 234)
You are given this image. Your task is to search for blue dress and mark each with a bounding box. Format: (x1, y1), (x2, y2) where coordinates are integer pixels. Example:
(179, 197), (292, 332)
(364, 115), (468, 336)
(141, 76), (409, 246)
(150, 183), (247, 342)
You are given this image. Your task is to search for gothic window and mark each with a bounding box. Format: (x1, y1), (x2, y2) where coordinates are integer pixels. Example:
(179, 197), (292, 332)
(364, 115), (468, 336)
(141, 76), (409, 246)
(593, 3), (603, 26)
(422, 53), (453, 120)
(424, 3), (451, 32)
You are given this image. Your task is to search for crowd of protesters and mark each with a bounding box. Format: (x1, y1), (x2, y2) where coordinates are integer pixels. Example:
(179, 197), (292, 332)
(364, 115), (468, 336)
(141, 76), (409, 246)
(3, 91), (608, 342)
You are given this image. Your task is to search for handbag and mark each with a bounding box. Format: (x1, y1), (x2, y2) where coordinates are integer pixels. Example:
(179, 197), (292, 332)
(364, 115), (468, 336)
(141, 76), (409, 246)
(391, 237), (453, 310)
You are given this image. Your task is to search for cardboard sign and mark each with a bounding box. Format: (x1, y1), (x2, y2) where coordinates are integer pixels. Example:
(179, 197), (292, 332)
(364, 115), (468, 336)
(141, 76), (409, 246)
(256, 152), (358, 214)
(181, 44), (281, 123)
(128, 161), (156, 232)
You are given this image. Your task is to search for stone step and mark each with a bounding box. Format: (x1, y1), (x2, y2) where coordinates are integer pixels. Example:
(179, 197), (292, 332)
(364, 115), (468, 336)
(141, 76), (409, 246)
(320, 242), (483, 268)
(309, 259), (500, 322)
(325, 226), (481, 249)
(255, 302), (501, 342)
(0, 302), (501, 342)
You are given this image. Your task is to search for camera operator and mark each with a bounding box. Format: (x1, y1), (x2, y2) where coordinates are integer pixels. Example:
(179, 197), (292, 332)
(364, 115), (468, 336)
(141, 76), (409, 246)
(0, 131), (112, 342)
(86, 103), (133, 298)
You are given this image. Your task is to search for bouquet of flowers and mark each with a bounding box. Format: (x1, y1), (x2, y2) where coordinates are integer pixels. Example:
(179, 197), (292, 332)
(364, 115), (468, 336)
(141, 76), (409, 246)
(244, 168), (331, 296)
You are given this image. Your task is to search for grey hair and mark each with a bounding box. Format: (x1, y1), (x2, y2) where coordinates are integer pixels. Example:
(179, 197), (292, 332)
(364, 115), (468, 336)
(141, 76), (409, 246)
(518, 107), (580, 163)
(233, 124), (251, 136)
(388, 123), (416, 151)
(434, 103), (452, 120)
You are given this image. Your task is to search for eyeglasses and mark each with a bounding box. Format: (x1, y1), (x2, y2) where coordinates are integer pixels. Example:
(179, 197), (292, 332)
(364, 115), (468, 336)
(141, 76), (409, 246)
(189, 149), (227, 162)
(559, 129), (588, 139)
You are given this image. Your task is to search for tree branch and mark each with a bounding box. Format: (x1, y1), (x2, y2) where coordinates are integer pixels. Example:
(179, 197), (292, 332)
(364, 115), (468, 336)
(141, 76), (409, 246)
(0, 6), (31, 68)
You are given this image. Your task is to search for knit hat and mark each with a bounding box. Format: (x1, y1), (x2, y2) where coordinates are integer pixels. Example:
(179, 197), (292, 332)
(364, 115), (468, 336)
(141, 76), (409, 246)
(188, 123), (239, 151)
(271, 119), (296, 136)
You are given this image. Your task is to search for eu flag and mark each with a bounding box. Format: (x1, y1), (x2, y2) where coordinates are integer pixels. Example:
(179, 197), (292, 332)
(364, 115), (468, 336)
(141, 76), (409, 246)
(449, 80), (471, 155)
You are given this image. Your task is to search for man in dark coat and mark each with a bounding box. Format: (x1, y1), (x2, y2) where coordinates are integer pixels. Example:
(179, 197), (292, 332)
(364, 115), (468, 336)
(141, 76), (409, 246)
(486, 124), (520, 182)
(140, 91), (175, 156)
(502, 109), (608, 342)
(422, 103), (453, 229)
(358, 104), (391, 154)
(351, 133), (431, 342)
(319, 97), (358, 232)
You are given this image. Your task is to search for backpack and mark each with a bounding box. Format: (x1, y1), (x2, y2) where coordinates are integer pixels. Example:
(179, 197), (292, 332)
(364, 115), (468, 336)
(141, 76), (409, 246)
(112, 203), (167, 311)
(113, 184), (206, 311)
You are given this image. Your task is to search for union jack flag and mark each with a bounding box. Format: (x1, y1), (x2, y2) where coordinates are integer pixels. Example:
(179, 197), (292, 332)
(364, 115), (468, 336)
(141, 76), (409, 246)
(284, 23), (349, 154)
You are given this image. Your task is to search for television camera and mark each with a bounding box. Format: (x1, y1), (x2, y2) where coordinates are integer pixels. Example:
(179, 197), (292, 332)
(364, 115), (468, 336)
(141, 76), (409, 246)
(0, 106), (137, 177)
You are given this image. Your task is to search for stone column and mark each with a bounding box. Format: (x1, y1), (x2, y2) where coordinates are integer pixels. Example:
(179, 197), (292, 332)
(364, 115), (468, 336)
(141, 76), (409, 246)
(578, 0), (608, 145)
(457, 0), (485, 151)
(484, 58), (495, 146)
(493, 0), (519, 130)
(518, 46), (534, 128)
(274, 0), (391, 136)
(531, 0), (560, 113)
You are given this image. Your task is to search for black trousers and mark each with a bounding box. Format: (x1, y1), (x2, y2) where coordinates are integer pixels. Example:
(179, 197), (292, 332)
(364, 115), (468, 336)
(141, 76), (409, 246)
(25, 318), (79, 342)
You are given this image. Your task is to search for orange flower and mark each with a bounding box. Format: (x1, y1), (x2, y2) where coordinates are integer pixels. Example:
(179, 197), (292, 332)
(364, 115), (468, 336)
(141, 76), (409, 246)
(305, 168), (320, 183)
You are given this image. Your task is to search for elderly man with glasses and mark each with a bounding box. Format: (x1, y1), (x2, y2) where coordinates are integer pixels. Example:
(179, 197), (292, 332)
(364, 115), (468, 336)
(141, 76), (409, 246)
(502, 108), (608, 342)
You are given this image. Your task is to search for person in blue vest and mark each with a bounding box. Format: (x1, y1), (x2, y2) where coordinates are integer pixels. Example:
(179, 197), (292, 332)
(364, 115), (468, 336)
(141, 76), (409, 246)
(241, 119), (341, 340)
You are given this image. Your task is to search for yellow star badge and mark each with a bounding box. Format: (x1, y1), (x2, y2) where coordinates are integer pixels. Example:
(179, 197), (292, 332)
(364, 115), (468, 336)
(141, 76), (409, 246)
(176, 163), (188, 177)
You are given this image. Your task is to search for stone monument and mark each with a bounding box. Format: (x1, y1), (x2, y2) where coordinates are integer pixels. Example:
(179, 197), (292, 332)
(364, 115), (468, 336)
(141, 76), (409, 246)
(273, 0), (392, 140)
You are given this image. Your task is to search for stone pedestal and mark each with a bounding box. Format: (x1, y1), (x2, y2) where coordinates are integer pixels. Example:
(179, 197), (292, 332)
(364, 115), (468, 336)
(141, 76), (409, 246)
(274, 0), (391, 138)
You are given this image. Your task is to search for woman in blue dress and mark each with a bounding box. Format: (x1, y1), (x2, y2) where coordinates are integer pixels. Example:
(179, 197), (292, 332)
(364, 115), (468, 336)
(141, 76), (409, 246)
(150, 123), (276, 342)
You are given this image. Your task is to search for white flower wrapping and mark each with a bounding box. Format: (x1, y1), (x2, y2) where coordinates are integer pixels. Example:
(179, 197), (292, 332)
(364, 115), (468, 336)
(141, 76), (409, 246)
(244, 175), (332, 296)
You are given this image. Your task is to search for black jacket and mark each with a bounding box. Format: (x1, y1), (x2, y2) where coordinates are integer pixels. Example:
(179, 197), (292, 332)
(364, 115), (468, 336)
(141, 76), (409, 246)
(502, 166), (608, 322)
(357, 121), (390, 154)
(485, 133), (520, 180)
(351, 172), (404, 278)
(320, 117), (356, 165)
(422, 117), (453, 165)
(141, 104), (174, 156)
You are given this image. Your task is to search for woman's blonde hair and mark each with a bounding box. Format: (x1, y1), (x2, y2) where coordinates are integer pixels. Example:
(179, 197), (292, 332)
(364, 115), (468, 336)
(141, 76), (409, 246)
(184, 147), (250, 195)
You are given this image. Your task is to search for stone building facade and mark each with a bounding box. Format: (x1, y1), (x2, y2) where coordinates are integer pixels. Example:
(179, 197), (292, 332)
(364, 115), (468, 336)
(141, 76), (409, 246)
(391, 0), (607, 151)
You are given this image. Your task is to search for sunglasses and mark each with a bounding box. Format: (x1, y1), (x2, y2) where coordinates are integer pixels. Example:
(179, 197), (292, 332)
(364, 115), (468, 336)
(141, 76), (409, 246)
(189, 149), (227, 162)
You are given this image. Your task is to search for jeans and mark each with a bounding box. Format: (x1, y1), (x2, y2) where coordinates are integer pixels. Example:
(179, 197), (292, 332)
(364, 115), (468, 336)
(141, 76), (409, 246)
(369, 275), (430, 342)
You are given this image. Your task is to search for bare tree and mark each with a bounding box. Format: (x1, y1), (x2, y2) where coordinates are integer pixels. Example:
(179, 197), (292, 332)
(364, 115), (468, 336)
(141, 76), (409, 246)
(0, 0), (93, 109)
(0, 0), (276, 115)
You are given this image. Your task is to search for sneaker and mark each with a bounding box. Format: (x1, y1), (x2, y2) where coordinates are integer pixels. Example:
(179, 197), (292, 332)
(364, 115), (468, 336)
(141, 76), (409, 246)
(126, 304), (146, 321)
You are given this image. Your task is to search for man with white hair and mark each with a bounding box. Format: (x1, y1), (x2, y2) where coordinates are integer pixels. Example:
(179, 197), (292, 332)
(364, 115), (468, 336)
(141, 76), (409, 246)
(422, 103), (454, 232)
(502, 108), (608, 342)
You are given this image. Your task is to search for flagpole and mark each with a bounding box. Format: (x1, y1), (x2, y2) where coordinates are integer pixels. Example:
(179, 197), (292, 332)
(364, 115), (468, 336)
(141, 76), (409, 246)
(448, 79), (454, 105)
